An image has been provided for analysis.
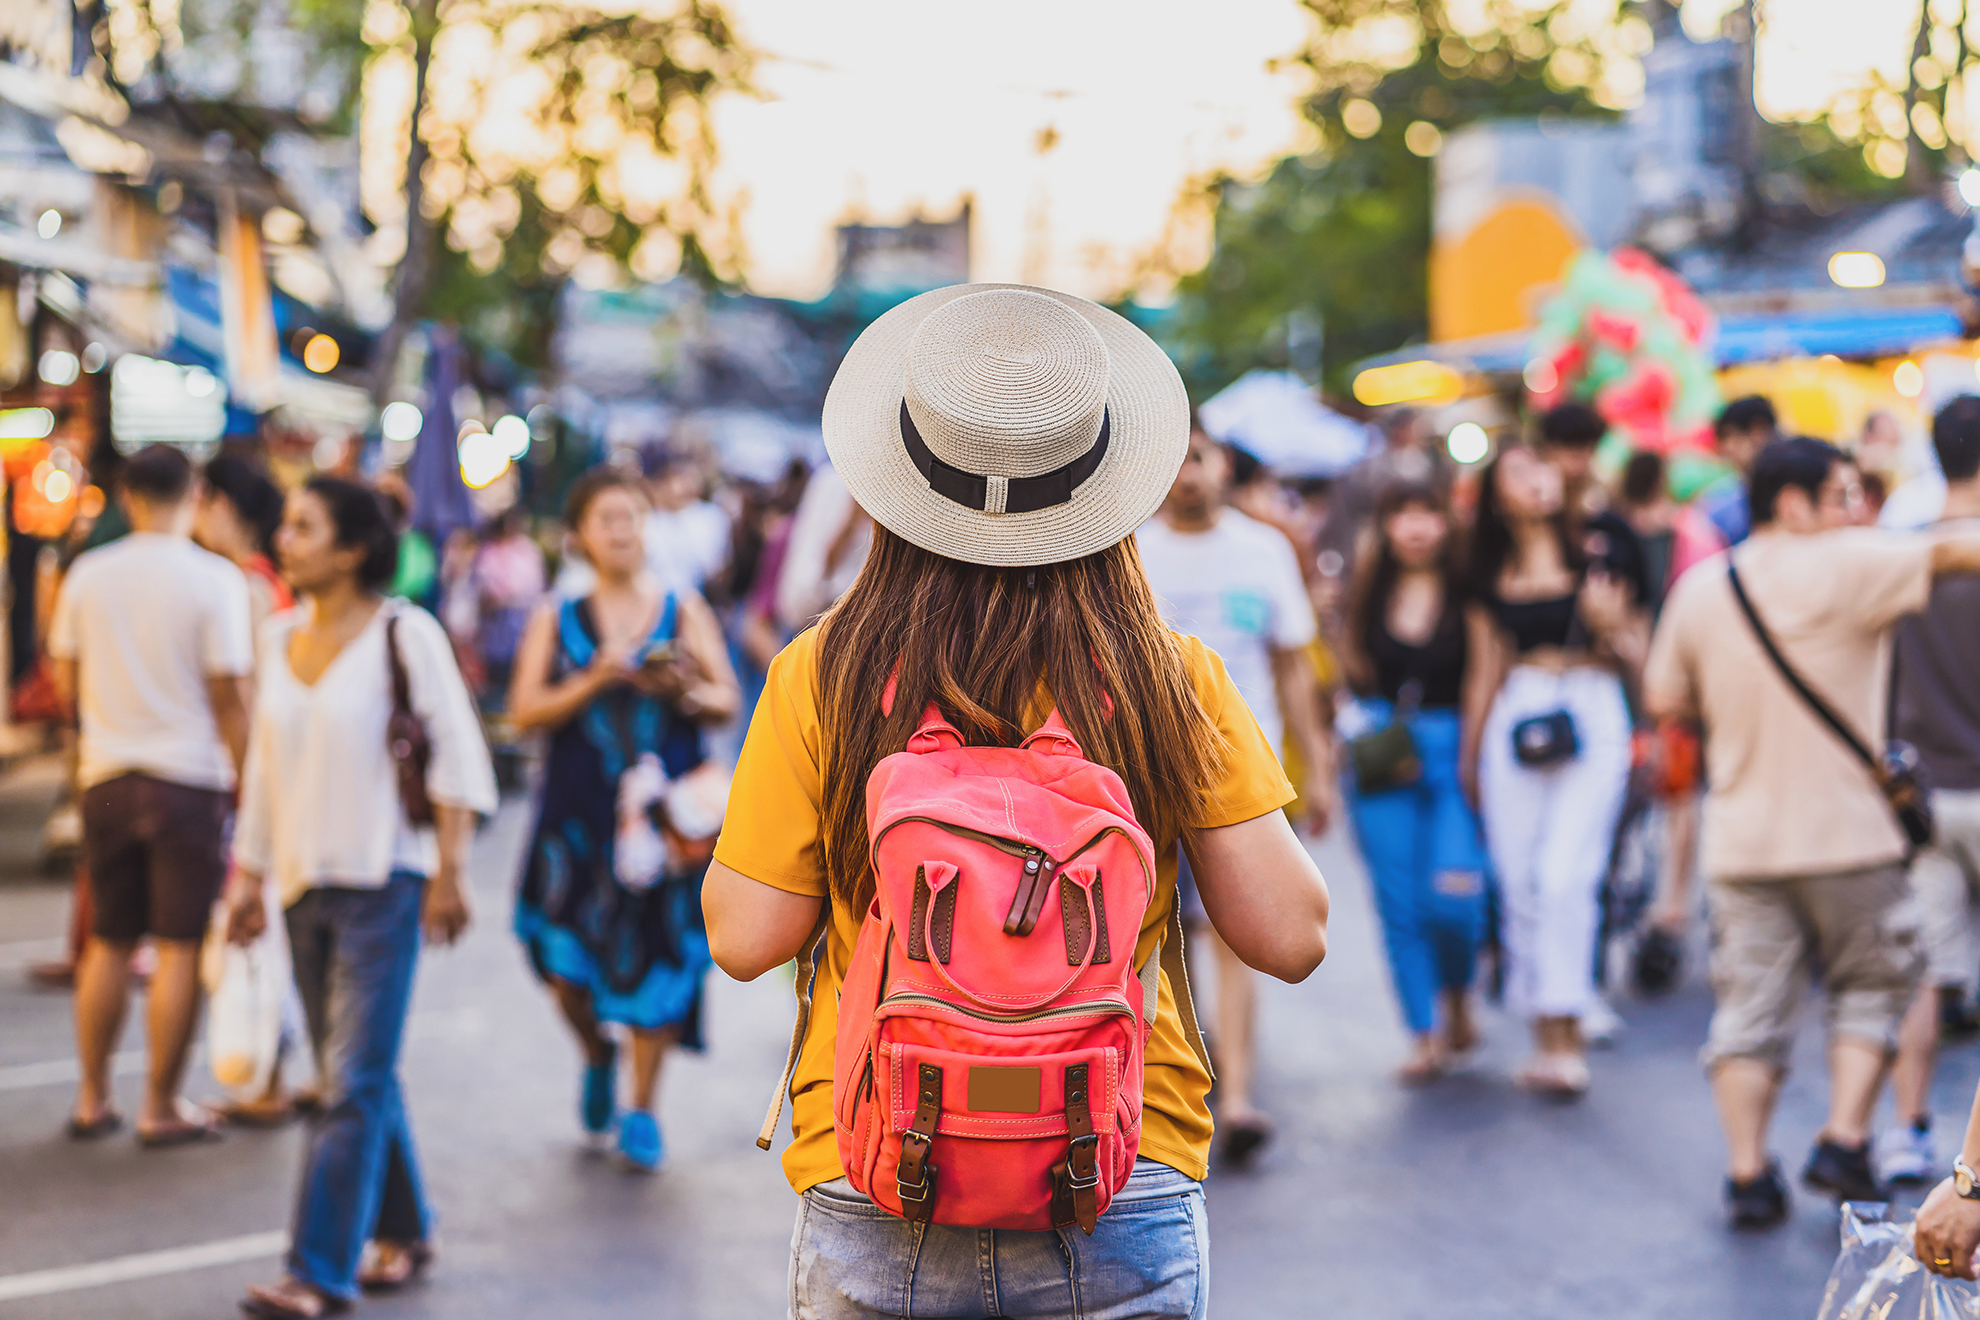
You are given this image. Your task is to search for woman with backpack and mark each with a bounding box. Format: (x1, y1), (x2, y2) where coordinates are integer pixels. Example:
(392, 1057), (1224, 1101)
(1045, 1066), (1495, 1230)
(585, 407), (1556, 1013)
(1337, 480), (1489, 1085)
(703, 285), (1330, 1319)
(1461, 444), (1644, 1100)
(225, 477), (497, 1318)
(508, 468), (739, 1171)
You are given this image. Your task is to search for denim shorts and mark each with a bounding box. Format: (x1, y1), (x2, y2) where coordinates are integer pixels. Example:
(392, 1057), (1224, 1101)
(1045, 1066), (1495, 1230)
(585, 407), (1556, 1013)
(790, 1158), (1209, 1319)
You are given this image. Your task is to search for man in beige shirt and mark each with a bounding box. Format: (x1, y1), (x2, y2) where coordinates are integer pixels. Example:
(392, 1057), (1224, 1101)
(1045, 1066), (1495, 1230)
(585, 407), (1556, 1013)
(1646, 436), (1980, 1230)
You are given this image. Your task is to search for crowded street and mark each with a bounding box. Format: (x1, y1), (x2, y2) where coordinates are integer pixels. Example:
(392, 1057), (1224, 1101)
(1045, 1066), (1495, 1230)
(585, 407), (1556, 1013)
(14, 0), (1980, 1316)
(1, 749), (1950, 1318)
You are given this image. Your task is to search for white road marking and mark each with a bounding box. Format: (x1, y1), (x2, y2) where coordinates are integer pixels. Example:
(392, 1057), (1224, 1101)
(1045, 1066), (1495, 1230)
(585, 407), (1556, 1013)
(0, 937), (64, 969)
(0, 1232), (289, 1302)
(0, 1004), (480, 1093)
(0, 1050), (145, 1092)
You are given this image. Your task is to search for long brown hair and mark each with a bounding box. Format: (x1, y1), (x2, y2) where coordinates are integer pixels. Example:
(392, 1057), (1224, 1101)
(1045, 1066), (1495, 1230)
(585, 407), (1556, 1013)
(816, 524), (1227, 912)
(1342, 480), (1465, 693)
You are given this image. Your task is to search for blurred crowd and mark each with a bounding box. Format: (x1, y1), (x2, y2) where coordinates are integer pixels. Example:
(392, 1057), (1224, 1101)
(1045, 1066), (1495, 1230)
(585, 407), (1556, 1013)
(23, 369), (1980, 1315)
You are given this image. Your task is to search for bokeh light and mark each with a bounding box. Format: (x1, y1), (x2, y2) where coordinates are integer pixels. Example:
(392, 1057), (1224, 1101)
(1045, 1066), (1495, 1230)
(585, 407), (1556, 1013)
(1447, 422), (1490, 464)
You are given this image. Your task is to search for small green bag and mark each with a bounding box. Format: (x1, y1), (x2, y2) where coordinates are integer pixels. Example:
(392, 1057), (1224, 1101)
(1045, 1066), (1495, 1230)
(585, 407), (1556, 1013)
(1348, 683), (1422, 794)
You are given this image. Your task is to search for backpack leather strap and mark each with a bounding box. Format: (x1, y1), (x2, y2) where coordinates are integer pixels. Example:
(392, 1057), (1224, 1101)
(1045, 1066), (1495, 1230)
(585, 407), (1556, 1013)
(1049, 1061), (1101, 1235)
(755, 909), (831, 1151)
(896, 1063), (943, 1224)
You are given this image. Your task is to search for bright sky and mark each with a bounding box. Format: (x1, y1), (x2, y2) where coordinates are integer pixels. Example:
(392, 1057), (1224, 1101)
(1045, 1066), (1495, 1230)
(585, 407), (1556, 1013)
(707, 0), (1919, 303)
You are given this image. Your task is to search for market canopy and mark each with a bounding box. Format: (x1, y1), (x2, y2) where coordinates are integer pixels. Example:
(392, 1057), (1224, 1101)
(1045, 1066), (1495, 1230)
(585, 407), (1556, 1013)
(1356, 305), (1970, 378)
(1196, 370), (1371, 479)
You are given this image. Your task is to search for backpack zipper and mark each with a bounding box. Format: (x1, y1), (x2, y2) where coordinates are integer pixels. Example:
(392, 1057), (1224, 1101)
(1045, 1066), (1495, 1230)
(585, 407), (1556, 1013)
(872, 817), (1153, 901)
(879, 990), (1135, 1026)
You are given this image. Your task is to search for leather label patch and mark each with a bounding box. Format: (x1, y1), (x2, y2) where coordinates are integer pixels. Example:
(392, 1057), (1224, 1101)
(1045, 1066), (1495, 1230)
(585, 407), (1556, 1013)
(967, 1065), (1042, 1113)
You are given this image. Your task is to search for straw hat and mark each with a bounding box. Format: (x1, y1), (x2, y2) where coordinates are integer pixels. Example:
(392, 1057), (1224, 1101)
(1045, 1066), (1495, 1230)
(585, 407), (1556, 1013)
(821, 283), (1190, 567)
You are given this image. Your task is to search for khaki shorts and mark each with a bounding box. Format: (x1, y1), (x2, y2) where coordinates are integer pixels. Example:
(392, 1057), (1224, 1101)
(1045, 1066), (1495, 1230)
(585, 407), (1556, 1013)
(1913, 789), (1980, 993)
(1701, 862), (1924, 1075)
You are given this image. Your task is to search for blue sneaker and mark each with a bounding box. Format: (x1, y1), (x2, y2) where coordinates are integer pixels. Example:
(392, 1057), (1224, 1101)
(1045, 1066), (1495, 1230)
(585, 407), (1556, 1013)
(618, 1109), (663, 1172)
(581, 1044), (617, 1136)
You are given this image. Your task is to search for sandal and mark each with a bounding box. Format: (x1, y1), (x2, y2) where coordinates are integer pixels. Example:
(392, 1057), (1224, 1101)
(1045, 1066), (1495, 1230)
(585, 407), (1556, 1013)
(357, 1240), (434, 1293)
(1219, 1113), (1274, 1169)
(66, 1109), (124, 1141)
(1397, 1054), (1448, 1087)
(137, 1102), (226, 1149)
(1515, 1053), (1591, 1102)
(217, 1095), (297, 1130)
(240, 1278), (350, 1318)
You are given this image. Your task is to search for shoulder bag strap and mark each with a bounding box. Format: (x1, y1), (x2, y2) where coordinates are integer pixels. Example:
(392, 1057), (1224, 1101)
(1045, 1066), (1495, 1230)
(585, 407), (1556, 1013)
(756, 907), (831, 1151)
(1725, 559), (1878, 771)
(384, 604), (415, 720)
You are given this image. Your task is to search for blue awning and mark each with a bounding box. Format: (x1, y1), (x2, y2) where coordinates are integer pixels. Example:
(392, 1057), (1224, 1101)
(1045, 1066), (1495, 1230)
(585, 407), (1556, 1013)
(1354, 305), (1970, 378)
(1711, 306), (1968, 363)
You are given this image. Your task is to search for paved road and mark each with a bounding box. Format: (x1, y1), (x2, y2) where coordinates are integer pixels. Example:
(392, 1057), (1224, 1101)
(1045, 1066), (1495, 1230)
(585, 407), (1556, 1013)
(1, 748), (1972, 1318)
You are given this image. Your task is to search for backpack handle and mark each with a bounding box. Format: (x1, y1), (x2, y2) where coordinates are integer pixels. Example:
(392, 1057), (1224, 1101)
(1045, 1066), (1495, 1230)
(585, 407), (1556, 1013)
(907, 704), (964, 754)
(1019, 709), (1084, 760)
(919, 864), (1100, 1013)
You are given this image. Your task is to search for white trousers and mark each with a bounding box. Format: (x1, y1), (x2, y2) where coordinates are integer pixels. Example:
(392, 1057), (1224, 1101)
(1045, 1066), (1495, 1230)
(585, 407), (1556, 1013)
(1479, 665), (1633, 1020)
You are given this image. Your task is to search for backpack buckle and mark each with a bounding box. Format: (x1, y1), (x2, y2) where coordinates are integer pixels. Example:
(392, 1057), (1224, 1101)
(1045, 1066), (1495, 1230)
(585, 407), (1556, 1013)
(1065, 1133), (1100, 1189)
(897, 1132), (937, 1207)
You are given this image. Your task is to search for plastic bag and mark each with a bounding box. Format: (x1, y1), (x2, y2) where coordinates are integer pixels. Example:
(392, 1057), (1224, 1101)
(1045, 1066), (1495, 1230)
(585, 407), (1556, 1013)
(200, 897), (288, 1098)
(615, 753), (670, 892)
(1816, 1203), (1980, 1319)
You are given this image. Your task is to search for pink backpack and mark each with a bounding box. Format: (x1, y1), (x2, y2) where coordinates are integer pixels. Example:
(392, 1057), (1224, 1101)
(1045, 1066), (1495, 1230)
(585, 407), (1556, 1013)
(756, 700), (1208, 1233)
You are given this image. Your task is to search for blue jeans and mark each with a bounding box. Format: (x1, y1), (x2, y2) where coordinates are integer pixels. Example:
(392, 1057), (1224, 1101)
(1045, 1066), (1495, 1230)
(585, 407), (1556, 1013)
(284, 873), (434, 1300)
(790, 1159), (1208, 1319)
(1344, 703), (1490, 1035)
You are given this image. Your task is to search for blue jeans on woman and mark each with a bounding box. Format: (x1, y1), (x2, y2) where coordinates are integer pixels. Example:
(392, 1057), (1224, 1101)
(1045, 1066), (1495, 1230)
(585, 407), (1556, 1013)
(1344, 702), (1490, 1035)
(284, 872), (434, 1301)
(790, 1159), (1208, 1319)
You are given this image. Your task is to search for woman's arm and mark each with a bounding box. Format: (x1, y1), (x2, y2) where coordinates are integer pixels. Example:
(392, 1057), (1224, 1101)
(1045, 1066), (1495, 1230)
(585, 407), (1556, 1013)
(1185, 810), (1329, 983)
(422, 802), (476, 946)
(507, 600), (620, 732)
(1459, 604), (1506, 805)
(703, 859), (826, 981)
(1918, 1083), (1980, 1277)
(1580, 572), (1650, 685)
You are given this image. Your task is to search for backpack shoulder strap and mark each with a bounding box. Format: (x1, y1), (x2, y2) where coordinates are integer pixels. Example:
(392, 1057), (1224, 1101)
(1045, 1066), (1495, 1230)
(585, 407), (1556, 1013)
(1141, 877), (1214, 1080)
(756, 907), (831, 1151)
(1725, 559), (1878, 770)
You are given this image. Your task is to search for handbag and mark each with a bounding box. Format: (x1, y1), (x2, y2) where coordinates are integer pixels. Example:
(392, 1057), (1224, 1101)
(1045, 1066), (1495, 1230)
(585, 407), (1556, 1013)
(1347, 681), (1423, 793)
(384, 609), (437, 828)
(1505, 590), (1586, 768)
(1726, 561), (1933, 849)
(1511, 710), (1580, 766)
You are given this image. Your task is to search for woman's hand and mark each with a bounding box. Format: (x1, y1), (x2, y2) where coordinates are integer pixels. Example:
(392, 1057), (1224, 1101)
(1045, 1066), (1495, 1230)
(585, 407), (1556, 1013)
(422, 869), (472, 946)
(223, 871), (268, 946)
(589, 636), (641, 688)
(631, 655), (693, 703)
(1917, 1176), (1980, 1278)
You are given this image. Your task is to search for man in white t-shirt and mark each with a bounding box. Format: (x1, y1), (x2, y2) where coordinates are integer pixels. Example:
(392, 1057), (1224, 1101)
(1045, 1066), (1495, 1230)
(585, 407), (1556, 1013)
(48, 445), (253, 1147)
(642, 447), (732, 594)
(1136, 423), (1334, 1168)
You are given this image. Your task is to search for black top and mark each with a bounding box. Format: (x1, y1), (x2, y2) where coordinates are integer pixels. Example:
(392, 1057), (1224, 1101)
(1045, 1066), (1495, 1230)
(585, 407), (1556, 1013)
(1367, 607), (1466, 708)
(1492, 593), (1580, 654)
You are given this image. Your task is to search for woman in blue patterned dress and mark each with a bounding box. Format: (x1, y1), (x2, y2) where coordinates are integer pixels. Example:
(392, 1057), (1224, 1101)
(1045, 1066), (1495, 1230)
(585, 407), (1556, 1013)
(509, 469), (740, 1170)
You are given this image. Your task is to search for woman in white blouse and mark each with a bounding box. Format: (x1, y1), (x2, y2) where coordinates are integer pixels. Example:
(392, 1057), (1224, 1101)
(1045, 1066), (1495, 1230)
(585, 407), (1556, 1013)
(225, 476), (497, 1320)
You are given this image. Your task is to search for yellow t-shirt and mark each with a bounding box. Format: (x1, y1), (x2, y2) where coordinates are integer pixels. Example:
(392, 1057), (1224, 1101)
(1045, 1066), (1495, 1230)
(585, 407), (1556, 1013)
(714, 626), (1296, 1194)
